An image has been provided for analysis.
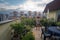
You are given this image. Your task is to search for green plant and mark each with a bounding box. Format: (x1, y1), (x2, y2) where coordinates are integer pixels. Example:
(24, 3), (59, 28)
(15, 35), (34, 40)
(56, 22), (60, 26)
(10, 23), (25, 34)
(10, 18), (35, 40)
(25, 25), (31, 31)
(10, 22), (33, 39)
(40, 19), (57, 27)
(40, 19), (48, 26)
(21, 18), (35, 27)
(26, 19), (35, 27)
(22, 32), (35, 40)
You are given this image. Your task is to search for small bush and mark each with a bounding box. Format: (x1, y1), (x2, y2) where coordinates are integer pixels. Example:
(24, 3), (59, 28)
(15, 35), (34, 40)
(21, 18), (35, 27)
(40, 19), (57, 26)
(10, 23), (25, 34)
(56, 22), (60, 26)
(22, 32), (35, 40)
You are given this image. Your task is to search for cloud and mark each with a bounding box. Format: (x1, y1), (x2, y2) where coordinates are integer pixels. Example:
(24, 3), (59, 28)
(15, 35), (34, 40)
(0, 0), (9, 5)
(0, 3), (19, 11)
(18, 0), (45, 12)
(0, 0), (19, 10)
(0, 0), (53, 12)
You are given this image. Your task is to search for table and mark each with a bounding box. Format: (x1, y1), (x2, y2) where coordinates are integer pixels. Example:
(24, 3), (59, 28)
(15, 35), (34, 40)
(48, 26), (60, 36)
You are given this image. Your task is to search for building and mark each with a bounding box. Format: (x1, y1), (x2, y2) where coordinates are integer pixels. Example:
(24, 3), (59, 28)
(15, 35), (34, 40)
(24, 14), (28, 18)
(0, 14), (9, 22)
(28, 11), (32, 18)
(33, 11), (37, 18)
(0, 10), (21, 40)
(8, 11), (20, 20)
(0, 11), (18, 22)
(43, 0), (60, 21)
(12, 11), (18, 19)
(0, 14), (4, 21)
(20, 11), (24, 17)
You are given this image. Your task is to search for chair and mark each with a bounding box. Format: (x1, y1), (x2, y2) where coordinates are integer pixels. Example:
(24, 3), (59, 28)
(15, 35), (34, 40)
(41, 27), (45, 38)
(41, 27), (52, 40)
(43, 32), (51, 40)
(51, 36), (60, 40)
(50, 31), (60, 40)
(41, 27), (48, 38)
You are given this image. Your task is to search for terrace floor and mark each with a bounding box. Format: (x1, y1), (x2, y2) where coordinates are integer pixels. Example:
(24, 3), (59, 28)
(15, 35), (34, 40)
(0, 19), (20, 40)
(32, 27), (42, 40)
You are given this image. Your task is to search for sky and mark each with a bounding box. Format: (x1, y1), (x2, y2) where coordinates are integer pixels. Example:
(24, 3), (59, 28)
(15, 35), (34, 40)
(0, 0), (53, 12)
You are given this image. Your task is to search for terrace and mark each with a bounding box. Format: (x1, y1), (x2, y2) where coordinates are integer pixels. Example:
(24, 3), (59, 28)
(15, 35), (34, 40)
(0, 0), (60, 40)
(0, 13), (60, 40)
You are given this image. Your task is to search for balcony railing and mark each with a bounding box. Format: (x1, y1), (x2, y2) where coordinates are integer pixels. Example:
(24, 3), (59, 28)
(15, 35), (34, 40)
(0, 19), (15, 24)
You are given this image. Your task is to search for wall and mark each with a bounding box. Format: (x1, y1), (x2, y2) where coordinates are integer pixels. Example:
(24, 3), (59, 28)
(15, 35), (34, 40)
(46, 10), (57, 21)
(48, 10), (60, 21)
(56, 10), (60, 21)
(49, 11), (57, 20)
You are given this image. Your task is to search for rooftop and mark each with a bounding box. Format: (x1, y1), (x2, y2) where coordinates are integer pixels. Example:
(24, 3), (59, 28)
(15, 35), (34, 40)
(44, 0), (60, 13)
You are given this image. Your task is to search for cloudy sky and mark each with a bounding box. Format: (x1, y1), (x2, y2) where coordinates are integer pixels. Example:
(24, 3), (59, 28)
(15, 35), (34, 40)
(0, 0), (53, 12)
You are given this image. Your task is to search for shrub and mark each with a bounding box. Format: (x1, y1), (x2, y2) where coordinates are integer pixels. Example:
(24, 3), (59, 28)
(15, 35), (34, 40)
(56, 22), (60, 26)
(40, 19), (57, 27)
(40, 19), (48, 26)
(22, 32), (35, 40)
(25, 25), (32, 31)
(21, 18), (35, 27)
(10, 23), (25, 34)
